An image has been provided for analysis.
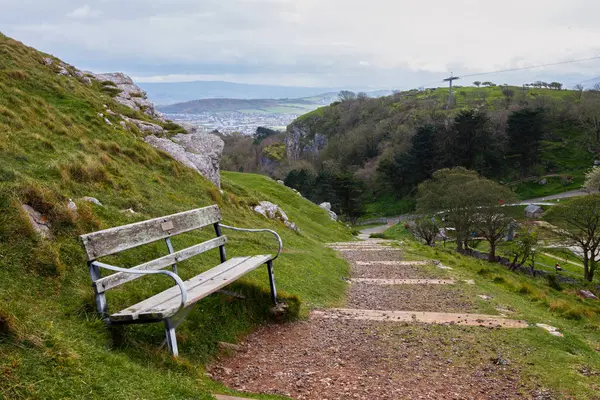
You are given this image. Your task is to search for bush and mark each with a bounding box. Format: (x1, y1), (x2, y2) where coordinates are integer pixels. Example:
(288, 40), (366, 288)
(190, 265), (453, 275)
(547, 274), (562, 291)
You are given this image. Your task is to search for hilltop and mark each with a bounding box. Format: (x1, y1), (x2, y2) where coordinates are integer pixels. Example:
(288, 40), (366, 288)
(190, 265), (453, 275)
(0, 33), (352, 399)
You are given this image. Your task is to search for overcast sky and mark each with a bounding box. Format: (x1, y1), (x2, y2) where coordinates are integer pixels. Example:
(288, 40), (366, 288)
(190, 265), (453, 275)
(2, 0), (600, 88)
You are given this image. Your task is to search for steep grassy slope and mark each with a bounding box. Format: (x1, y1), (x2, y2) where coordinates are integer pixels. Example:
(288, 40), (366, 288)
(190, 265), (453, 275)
(0, 34), (352, 399)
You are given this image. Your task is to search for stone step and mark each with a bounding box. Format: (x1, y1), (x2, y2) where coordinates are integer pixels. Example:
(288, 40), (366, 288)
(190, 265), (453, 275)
(312, 308), (528, 328)
(356, 261), (429, 266)
(331, 248), (402, 252)
(214, 395), (255, 400)
(351, 278), (458, 285)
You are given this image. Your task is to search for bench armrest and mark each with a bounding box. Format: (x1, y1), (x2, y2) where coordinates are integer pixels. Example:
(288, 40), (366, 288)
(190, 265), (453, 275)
(219, 224), (283, 260)
(91, 261), (188, 313)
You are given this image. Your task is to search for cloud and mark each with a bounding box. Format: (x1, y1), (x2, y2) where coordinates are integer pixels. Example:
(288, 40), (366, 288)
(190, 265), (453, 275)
(3, 0), (600, 87)
(66, 5), (102, 19)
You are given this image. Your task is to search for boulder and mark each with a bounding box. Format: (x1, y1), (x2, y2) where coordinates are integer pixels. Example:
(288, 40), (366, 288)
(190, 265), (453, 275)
(92, 72), (163, 120)
(80, 196), (102, 206)
(539, 178), (548, 185)
(580, 289), (598, 300)
(253, 201), (299, 231)
(21, 204), (52, 239)
(144, 132), (224, 187)
(277, 180), (285, 185)
(319, 202), (338, 221)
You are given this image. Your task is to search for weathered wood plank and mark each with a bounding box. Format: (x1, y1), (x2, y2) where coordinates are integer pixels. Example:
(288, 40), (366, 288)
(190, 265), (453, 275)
(94, 236), (228, 292)
(80, 205), (221, 260)
(110, 257), (252, 321)
(110, 254), (272, 321)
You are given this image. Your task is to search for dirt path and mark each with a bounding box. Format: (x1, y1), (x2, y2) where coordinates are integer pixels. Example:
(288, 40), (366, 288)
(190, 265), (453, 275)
(210, 237), (533, 399)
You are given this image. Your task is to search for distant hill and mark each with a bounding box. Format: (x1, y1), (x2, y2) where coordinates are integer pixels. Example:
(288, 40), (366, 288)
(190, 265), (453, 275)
(139, 80), (390, 106)
(157, 93), (339, 115)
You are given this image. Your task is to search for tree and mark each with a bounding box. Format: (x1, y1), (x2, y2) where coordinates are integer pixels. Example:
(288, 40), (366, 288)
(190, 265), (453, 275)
(544, 195), (600, 281)
(577, 97), (600, 145)
(473, 81), (481, 87)
(584, 168), (600, 192)
(506, 108), (545, 176)
(417, 168), (513, 252)
(574, 84), (584, 100)
(378, 124), (439, 195)
(334, 173), (366, 224)
(411, 216), (439, 246)
(471, 181), (517, 261)
(440, 109), (502, 176)
(501, 88), (515, 109)
(482, 81), (495, 87)
(508, 225), (539, 275)
(338, 90), (357, 101)
(550, 82), (563, 90)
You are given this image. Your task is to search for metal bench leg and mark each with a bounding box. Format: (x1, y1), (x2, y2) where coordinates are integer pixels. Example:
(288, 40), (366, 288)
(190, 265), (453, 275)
(267, 260), (277, 305)
(164, 319), (178, 357)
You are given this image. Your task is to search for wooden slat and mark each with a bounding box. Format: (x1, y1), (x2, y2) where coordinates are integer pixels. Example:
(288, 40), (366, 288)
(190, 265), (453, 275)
(80, 205), (221, 260)
(110, 255), (272, 322)
(94, 236), (228, 292)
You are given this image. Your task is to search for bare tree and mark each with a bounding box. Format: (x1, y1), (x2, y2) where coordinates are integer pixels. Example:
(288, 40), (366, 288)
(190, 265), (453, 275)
(411, 216), (439, 246)
(574, 84), (584, 100)
(544, 195), (600, 281)
(338, 90), (357, 101)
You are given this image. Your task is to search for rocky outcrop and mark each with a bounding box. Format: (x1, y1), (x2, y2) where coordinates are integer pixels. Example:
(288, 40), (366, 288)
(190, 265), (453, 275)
(92, 72), (163, 120)
(144, 131), (224, 187)
(121, 115), (164, 135)
(285, 124), (328, 160)
(253, 201), (298, 231)
(319, 202), (338, 221)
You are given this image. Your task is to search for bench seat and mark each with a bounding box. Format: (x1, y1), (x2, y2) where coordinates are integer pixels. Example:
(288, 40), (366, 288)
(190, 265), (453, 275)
(110, 254), (273, 322)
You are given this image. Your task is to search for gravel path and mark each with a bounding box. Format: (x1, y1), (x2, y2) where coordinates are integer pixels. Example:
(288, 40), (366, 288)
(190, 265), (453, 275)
(210, 238), (528, 399)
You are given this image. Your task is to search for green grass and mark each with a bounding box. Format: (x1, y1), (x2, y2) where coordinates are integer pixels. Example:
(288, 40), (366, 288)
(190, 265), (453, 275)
(0, 33), (352, 399)
(381, 224), (600, 398)
(511, 172), (586, 200)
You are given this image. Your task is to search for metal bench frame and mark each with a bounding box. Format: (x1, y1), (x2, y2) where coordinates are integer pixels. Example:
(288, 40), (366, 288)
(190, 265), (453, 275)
(79, 205), (282, 356)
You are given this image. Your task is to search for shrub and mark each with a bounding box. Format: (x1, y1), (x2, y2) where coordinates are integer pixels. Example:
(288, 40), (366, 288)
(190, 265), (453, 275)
(547, 274), (562, 291)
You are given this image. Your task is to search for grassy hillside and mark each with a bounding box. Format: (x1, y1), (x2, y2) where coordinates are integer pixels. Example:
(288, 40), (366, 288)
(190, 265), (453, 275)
(380, 224), (600, 398)
(0, 33), (352, 399)
(284, 84), (596, 217)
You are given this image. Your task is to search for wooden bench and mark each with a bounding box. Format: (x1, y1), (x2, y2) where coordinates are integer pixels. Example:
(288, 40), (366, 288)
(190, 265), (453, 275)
(80, 205), (282, 356)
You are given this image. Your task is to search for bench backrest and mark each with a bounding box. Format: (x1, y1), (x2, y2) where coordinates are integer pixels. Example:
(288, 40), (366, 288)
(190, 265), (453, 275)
(80, 205), (226, 294)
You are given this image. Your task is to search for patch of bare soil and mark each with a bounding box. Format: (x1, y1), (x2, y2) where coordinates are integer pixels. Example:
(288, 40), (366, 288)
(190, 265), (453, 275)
(209, 318), (525, 399)
(348, 283), (477, 313)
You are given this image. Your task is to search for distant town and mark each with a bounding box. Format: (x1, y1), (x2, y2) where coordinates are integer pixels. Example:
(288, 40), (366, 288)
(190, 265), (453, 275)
(164, 112), (296, 135)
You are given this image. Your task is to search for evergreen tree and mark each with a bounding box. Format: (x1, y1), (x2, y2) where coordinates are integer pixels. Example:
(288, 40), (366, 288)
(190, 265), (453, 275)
(506, 108), (545, 176)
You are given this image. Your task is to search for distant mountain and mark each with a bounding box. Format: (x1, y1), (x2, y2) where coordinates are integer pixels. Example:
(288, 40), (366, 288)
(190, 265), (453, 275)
(138, 80), (389, 105)
(157, 93), (340, 115)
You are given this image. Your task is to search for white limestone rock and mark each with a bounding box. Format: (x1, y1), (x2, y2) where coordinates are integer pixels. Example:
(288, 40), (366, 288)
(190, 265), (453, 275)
(21, 204), (52, 239)
(319, 202), (338, 221)
(253, 201), (299, 231)
(80, 197), (103, 206)
(144, 132), (224, 188)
